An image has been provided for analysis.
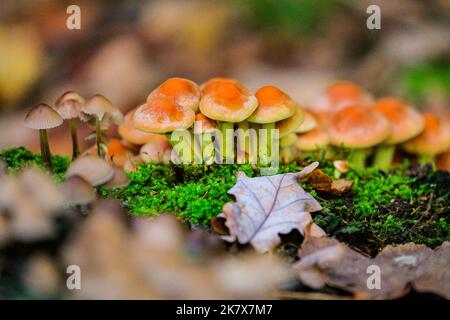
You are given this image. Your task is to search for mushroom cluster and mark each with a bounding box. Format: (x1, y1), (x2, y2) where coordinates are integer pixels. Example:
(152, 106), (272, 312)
(24, 91), (125, 171)
(24, 79), (450, 173)
(295, 82), (450, 170)
(118, 77), (306, 167)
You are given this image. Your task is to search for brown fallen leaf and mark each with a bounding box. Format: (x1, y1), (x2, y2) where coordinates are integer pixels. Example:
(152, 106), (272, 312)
(305, 169), (353, 195)
(210, 216), (229, 236)
(294, 237), (448, 299)
(295, 237), (370, 293)
(219, 162), (325, 253)
(413, 242), (450, 299)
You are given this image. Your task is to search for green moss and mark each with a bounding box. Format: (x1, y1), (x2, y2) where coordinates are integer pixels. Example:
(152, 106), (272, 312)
(106, 163), (290, 225)
(313, 165), (450, 255)
(2, 147), (449, 254)
(103, 159), (449, 255)
(0, 147), (69, 181)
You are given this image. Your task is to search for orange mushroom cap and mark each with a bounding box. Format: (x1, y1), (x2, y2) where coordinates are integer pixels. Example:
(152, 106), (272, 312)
(372, 97), (425, 144)
(199, 78), (258, 122)
(106, 139), (130, 168)
(247, 85), (296, 123)
(133, 98), (195, 133)
(194, 113), (217, 133)
(295, 110), (317, 133)
(314, 81), (373, 112)
(147, 77), (201, 112)
(119, 108), (170, 145)
(328, 105), (392, 148)
(402, 113), (450, 156)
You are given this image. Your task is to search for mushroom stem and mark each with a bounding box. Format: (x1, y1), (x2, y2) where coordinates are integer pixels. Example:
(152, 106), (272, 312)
(193, 131), (202, 164)
(202, 132), (215, 164)
(280, 147), (293, 164)
(39, 129), (53, 172)
(262, 123), (275, 160)
(69, 118), (80, 159)
(419, 154), (435, 167)
(236, 121), (249, 164)
(347, 149), (367, 170)
(373, 145), (395, 172)
(168, 132), (192, 164)
(221, 122), (234, 163)
(248, 123), (259, 164)
(95, 116), (104, 158)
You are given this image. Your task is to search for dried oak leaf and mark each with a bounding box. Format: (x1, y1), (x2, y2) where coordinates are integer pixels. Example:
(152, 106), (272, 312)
(295, 237), (371, 294)
(294, 237), (446, 299)
(220, 162), (325, 253)
(305, 169), (353, 196)
(413, 242), (450, 299)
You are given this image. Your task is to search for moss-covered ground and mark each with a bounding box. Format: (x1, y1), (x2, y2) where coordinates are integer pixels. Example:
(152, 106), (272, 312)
(1, 147), (449, 255)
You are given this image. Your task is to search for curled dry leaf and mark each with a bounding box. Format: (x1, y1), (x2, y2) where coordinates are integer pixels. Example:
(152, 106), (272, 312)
(219, 162), (325, 253)
(294, 237), (449, 299)
(413, 242), (450, 299)
(305, 169), (353, 196)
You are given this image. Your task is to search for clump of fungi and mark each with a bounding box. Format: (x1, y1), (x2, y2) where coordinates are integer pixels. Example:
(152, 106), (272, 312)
(24, 79), (450, 175)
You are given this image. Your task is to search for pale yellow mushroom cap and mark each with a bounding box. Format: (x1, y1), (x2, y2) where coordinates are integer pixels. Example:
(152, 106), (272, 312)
(276, 107), (304, 138)
(295, 110), (317, 133)
(66, 155), (114, 186)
